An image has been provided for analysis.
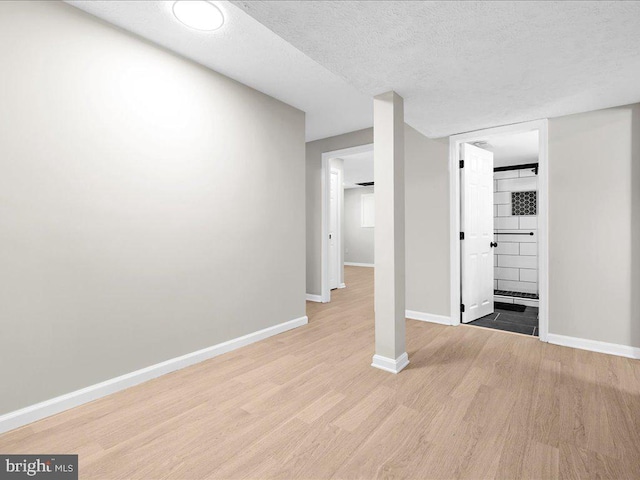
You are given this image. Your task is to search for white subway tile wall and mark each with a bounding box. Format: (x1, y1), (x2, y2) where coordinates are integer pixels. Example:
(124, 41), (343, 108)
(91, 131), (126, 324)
(498, 254), (538, 269)
(497, 204), (512, 217)
(497, 279), (538, 293)
(495, 232), (536, 243)
(519, 168), (537, 178)
(494, 170), (519, 180)
(519, 216), (537, 229)
(494, 192), (510, 204)
(494, 216), (519, 229)
(519, 268), (538, 282)
(493, 167), (539, 306)
(495, 242), (519, 255)
(495, 267), (520, 281)
(496, 176), (537, 193)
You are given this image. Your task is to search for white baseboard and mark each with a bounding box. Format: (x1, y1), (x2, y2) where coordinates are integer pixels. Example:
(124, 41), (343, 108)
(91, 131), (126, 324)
(0, 315), (308, 435)
(338, 283), (346, 289)
(406, 310), (452, 326)
(344, 262), (374, 268)
(547, 333), (640, 360)
(371, 352), (410, 374)
(305, 294), (322, 302)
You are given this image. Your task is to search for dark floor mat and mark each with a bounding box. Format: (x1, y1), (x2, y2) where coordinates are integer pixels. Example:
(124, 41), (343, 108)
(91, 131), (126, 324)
(494, 302), (526, 312)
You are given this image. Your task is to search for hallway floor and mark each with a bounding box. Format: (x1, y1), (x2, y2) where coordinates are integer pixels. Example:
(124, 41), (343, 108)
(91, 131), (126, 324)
(0, 266), (639, 479)
(469, 304), (539, 336)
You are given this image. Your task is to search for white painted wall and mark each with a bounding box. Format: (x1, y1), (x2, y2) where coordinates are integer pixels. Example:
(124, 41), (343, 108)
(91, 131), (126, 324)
(344, 187), (375, 265)
(404, 127), (451, 317)
(548, 104), (640, 348)
(0, 1), (305, 416)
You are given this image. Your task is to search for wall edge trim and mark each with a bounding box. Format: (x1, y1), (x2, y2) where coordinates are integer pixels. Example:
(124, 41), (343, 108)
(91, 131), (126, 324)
(406, 310), (453, 326)
(371, 352), (410, 374)
(0, 315), (308, 435)
(547, 333), (640, 359)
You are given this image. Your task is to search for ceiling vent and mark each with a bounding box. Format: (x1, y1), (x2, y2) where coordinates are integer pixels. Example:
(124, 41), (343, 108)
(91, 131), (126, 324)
(355, 181), (374, 187)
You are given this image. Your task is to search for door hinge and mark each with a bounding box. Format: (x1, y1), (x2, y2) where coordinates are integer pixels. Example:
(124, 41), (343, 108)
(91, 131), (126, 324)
(460, 303), (465, 313)
(459, 159), (464, 168)
(460, 232), (465, 240)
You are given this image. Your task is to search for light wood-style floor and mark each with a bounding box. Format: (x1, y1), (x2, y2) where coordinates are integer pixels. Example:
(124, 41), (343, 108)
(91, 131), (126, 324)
(2, 266), (640, 479)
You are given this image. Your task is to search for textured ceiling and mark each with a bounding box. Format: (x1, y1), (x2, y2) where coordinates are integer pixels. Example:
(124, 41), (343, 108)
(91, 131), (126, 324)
(65, 1), (372, 141)
(234, 1), (640, 137)
(477, 131), (539, 168)
(340, 151), (374, 188)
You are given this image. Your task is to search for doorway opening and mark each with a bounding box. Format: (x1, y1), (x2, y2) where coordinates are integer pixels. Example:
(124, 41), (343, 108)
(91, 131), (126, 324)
(321, 143), (374, 303)
(449, 120), (548, 340)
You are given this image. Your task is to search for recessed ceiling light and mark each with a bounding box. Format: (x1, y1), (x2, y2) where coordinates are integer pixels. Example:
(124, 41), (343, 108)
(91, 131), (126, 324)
(172, 1), (224, 31)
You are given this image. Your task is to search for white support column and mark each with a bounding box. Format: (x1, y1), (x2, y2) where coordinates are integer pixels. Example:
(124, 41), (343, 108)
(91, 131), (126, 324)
(371, 91), (408, 374)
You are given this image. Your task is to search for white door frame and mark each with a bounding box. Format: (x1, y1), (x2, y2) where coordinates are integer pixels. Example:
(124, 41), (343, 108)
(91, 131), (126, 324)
(321, 143), (374, 303)
(449, 120), (549, 341)
(329, 167), (341, 290)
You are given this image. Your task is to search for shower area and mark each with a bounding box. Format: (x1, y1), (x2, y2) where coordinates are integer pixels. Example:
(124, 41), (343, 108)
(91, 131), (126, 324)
(466, 130), (540, 336)
(493, 163), (539, 310)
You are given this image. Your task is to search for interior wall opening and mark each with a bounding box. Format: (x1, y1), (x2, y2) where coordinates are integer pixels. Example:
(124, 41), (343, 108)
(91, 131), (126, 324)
(465, 131), (540, 336)
(320, 144), (374, 303)
(450, 121), (548, 341)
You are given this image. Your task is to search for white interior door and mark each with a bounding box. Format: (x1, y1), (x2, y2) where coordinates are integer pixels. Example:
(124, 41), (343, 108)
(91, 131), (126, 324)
(329, 169), (339, 290)
(461, 143), (494, 323)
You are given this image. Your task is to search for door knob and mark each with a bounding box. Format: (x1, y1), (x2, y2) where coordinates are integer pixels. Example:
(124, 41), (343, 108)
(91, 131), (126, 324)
(490, 242), (498, 248)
